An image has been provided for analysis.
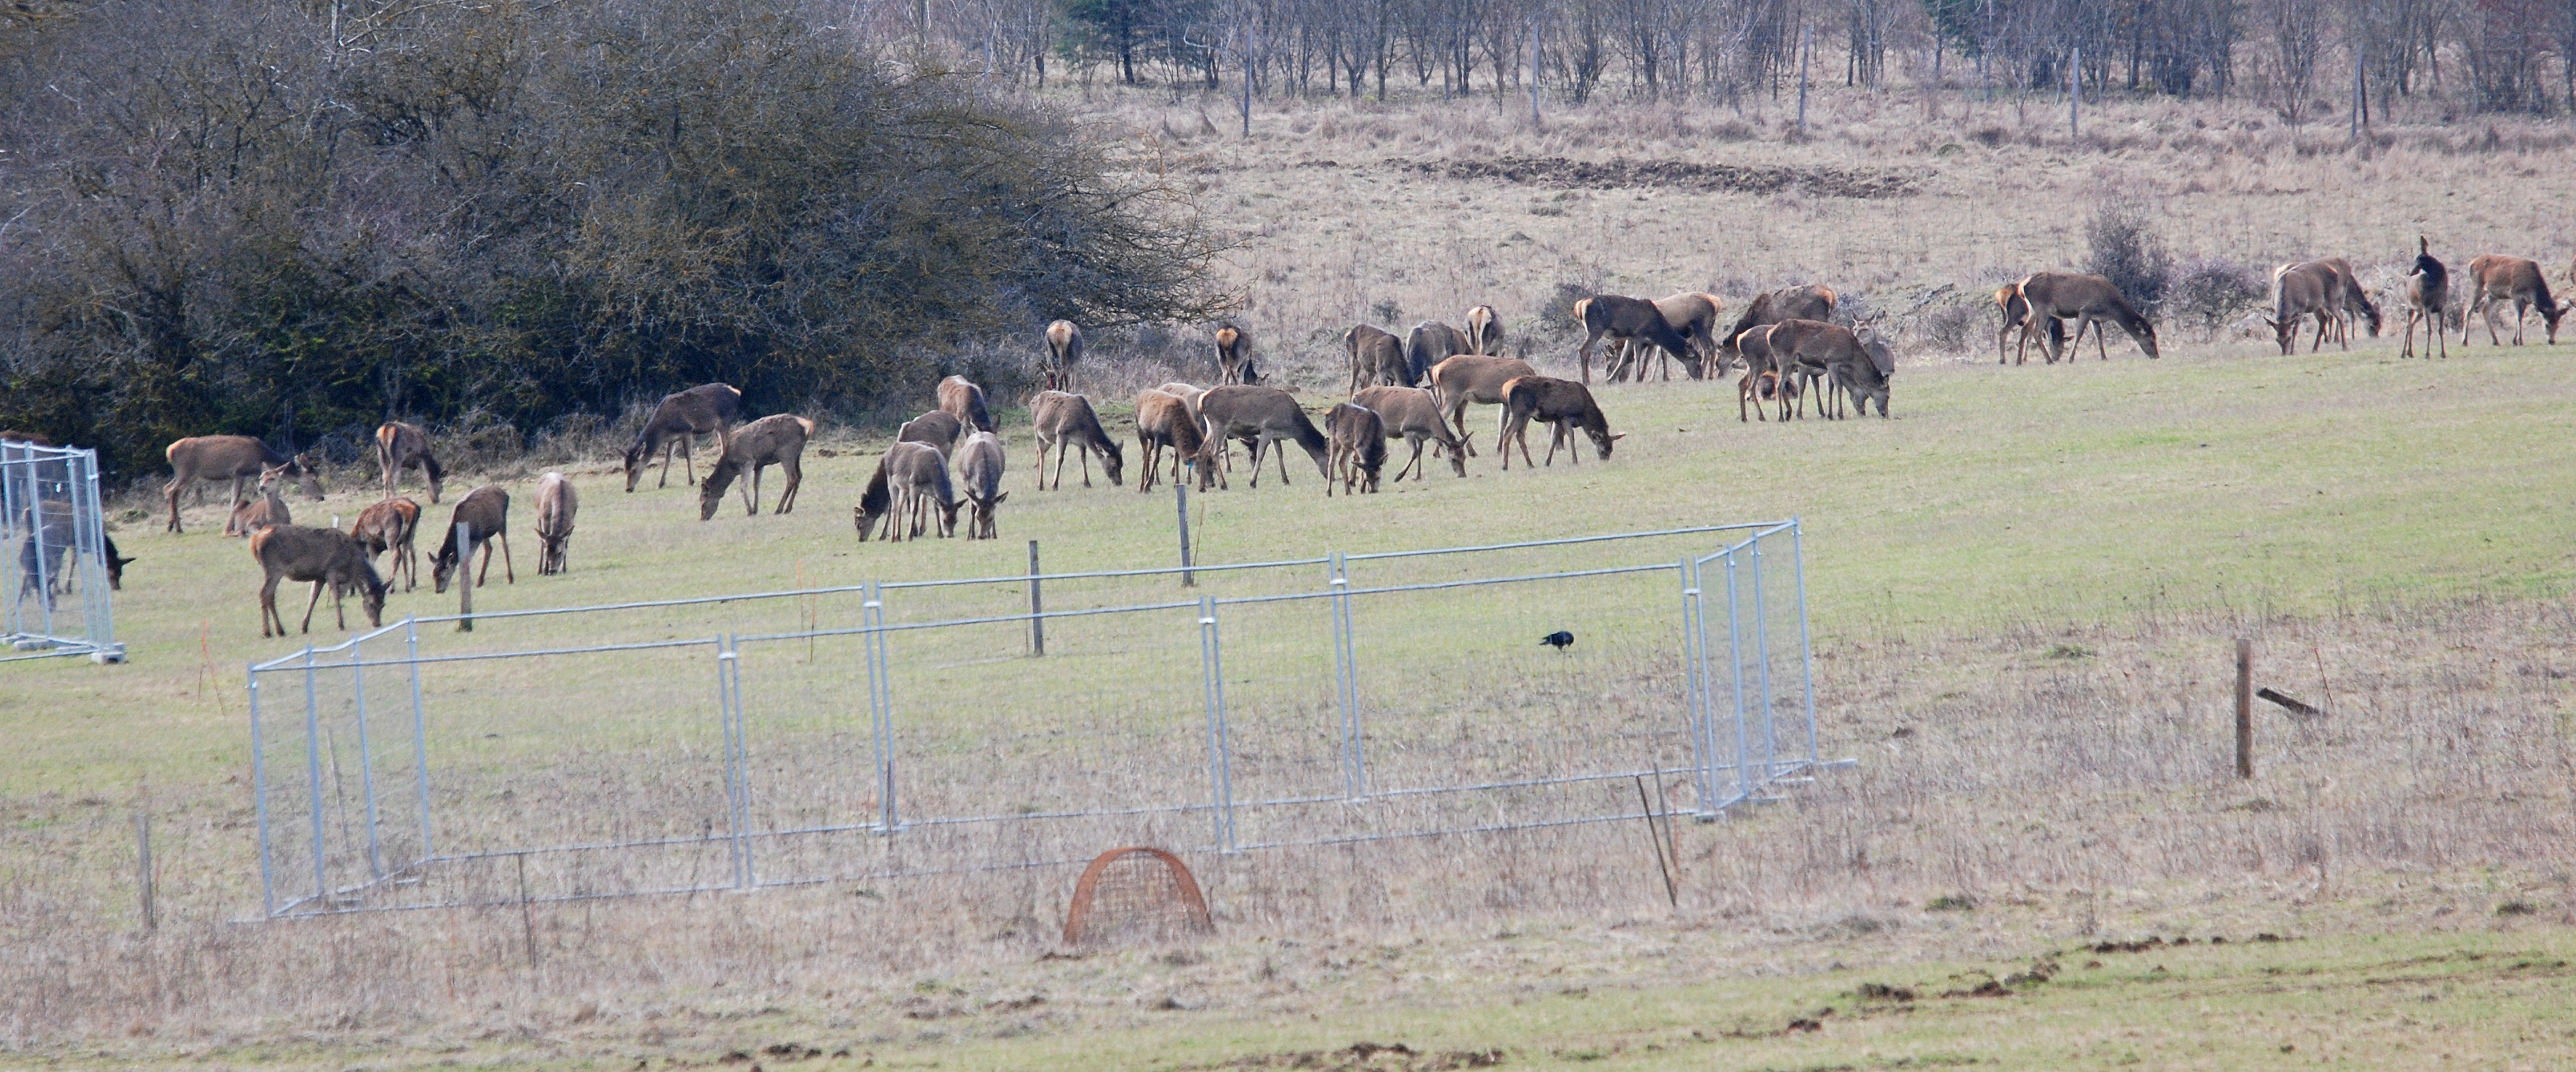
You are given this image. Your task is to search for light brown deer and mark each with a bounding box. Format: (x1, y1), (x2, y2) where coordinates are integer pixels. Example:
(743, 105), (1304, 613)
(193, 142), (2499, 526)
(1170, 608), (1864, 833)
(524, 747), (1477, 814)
(884, 441), (959, 540)
(1734, 325), (1798, 422)
(164, 436), (323, 533)
(1031, 391), (1124, 489)
(1497, 376), (1621, 468)
(2315, 257), (2382, 342)
(534, 472), (577, 575)
(1993, 283), (2033, 364)
(373, 421), (444, 503)
(2015, 272), (2160, 362)
(2402, 236), (2449, 359)
(622, 383), (743, 491)
(955, 432), (1007, 539)
(1343, 324), (1407, 394)
(1194, 385), (1328, 489)
(430, 485), (513, 593)
(250, 525), (387, 638)
(938, 376), (995, 434)
(896, 410), (963, 458)
(1213, 321), (1254, 384)
(224, 464), (297, 537)
(1134, 389), (1204, 493)
(1722, 285), (1838, 361)
(351, 496), (422, 592)
(1323, 402), (1386, 495)
(1464, 305), (1502, 354)
(698, 414), (812, 520)
(1767, 319), (1894, 418)
(1427, 353), (1535, 456)
(2460, 255), (2563, 346)
(1043, 321), (1084, 390)
(2265, 262), (2342, 354)
(1352, 386), (1465, 480)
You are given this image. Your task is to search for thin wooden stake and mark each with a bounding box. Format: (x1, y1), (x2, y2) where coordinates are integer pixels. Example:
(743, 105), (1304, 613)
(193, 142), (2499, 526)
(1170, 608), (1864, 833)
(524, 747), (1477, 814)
(516, 851), (539, 968)
(136, 809), (155, 932)
(1027, 540), (1045, 656)
(1176, 481), (1195, 587)
(2235, 638), (2255, 779)
(1635, 776), (1678, 908)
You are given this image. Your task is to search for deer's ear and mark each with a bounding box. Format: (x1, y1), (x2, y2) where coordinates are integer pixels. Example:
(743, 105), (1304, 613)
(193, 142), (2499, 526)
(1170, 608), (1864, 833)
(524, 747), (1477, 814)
(1609, 432), (1628, 441)
(992, 492), (1008, 505)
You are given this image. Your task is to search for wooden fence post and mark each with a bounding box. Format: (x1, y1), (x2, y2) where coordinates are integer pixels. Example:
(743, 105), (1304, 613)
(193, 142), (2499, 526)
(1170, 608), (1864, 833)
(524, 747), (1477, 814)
(2235, 638), (2254, 779)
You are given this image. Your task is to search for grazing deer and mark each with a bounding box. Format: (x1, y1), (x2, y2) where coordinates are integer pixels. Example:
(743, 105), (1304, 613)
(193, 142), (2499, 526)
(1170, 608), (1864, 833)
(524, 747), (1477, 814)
(1464, 305), (1502, 354)
(955, 432), (1007, 539)
(1194, 385), (1329, 489)
(1722, 284), (1838, 361)
(2460, 255), (2563, 346)
(853, 453), (896, 541)
(883, 441), (959, 540)
(1323, 402), (1386, 495)
(699, 414), (813, 520)
(1497, 376), (1622, 468)
(163, 436), (323, 534)
(1031, 391), (1124, 489)
(250, 525), (387, 638)
(534, 473), (577, 575)
(1427, 353), (1535, 456)
(1609, 293), (1725, 381)
(1352, 386), (1466, 481)
(1767, 319), (1894, 418)
(1213, 321), (1254, 384)
(351, 496), (422, 592)
(938, 376), (995, 434)
(2267, 262), (2344, 354)
(1134, 389), (1204, 493)
(2315, 258), (2382, 342)
(1343, 324), (1408, 394)
(226, 464), (297, 537)
(373, 421), (444, 503)
(622, 383), (743, 491)
(15, 499), (130, 608)
(1734, 325), (1799, 422)
(1043, 320), (1083, 390)
(430, 485), (513, 593)
(896, 410), (963, 458)
(2402, 237), (2449, 359)
(2015, 272), (2160, 362)
(1993, 283), (2034, 364)
(1575, 294), (1694, 384)
(1402, 321), (1469, 387)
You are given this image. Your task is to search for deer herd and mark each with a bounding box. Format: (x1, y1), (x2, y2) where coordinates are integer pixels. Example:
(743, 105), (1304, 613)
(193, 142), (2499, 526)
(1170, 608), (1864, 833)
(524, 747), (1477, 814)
(29, 237), (2569, 640)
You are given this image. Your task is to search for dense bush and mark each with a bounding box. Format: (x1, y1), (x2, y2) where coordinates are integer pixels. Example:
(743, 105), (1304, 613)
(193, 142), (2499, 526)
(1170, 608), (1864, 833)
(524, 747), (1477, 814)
(2083, 203), (2174, 313)
(2168, 257), (2271, 340)
(0, 0), (1228, 481)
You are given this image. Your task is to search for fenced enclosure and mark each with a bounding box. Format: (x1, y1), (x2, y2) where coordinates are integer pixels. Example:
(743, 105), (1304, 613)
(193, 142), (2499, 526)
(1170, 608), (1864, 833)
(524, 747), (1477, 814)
(244, 521), (1837, 919)
(3, 438), (123, 663)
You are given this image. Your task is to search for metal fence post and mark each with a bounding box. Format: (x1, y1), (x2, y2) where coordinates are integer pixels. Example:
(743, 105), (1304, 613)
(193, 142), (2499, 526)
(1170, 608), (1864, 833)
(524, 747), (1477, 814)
(1724, 551), (1754, 803)
(1026, 540), (1045, 656)
(250, 664), (273, 916)
(864, 583), (899, 834)
(1790, 521), (1818, 767)
(1329, 553), (1365, 800)
(1198, 596), (1236, 853)
(1750, 535), (1778, 785)
(717, 634), (752, 888)
(454, 522), (474, 632)
(1176, 481), (1195, 587)
(406, 618), (434, 866)
(1680, 557), (1718, 817)
(350, 638), (384, 882)
(302, 646), (328, 910)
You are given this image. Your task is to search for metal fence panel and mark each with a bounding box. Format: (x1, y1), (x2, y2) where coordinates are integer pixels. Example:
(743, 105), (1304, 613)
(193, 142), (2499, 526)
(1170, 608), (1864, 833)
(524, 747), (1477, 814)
(2, 439), (121, 663)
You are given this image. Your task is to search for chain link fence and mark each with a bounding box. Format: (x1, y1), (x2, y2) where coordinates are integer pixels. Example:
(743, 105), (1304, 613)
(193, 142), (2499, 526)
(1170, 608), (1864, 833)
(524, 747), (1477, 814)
(3, 438), (123, 663)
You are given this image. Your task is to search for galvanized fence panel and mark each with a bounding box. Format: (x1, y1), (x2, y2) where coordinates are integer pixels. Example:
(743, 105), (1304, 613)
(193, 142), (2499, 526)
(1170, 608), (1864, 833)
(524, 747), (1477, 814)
(2, 439), (122, 663)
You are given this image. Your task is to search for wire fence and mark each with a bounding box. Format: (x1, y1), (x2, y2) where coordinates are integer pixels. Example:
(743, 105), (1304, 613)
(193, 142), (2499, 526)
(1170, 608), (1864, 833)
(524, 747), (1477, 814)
(3, 438), (123, 663)
(245, 521), (1839, 918)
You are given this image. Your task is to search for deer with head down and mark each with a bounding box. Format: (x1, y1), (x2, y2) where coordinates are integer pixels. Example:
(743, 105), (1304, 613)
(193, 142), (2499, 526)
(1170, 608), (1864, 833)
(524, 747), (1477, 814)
(1427, 353), (1534, 457)
(430, 485), (514, 593)
(896, 410), (963, 458)
(1575, 294), (1694, 384)
(1043, 321), (1083, 390)
(853, 452), (896, 541)
(1497, 376), (1622, 468)
(1993, 283), (2035, 364)
(1323, 402), (1386, 495)
(1343, 324), (1408, 394)
(1134, 389), (1204, 493)
(2266, 261), (2344, 354)
(1403, 321), (1468, 387)
(164, 436), (323, 534)
(1721, 284), (1838, 363)
(2015, 272), (2160, 362)
(883, 442), (959, 540)
(1213, 321), (1255, 385)
(955, 432), (1007, 539)
(939, 376), (995, 434)
(1464, 305), (1502, 354)
(15, 500), (133, 609)
(534, 472), (577, 575)
(1607, 293), (1724, 381)
(2460, 255), (2563, 346)
(373, 422), (444, 503)
(697, 414), (812, 520)
(1194, 385), (1328, 489)
(1352, 386), (1465, 481)
(2402, 237), (2449, 359)
(1766, 319), (1893, 418)
(251, 525), (386, 638)
(622, 383), (742, 491)
(1031, 391), (1124, 489)
(351, 496), (422, 591)
(1734, 325), (1800, 422)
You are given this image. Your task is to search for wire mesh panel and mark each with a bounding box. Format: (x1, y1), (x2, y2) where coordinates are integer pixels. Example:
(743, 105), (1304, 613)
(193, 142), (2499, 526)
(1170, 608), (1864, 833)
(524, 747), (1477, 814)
(1, 440), (121, 662)
(1696, 522), (1818, 808)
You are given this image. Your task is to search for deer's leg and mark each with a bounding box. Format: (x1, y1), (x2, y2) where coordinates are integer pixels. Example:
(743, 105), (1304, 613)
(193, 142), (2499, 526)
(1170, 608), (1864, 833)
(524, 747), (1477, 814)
(778, 460), (800, 514)
(166, 481), (184, 533)
(500, 533), (514, 584)
(301, 579), (327, 634)
(259, 577), (280, 637)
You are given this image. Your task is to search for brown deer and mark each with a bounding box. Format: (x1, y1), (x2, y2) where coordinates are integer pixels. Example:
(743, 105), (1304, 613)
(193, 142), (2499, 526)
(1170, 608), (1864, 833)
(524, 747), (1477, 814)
(1427, 353), (1535, 456)
(2460, 255), (2563, 346)
(1343, 324), (1407, 394)
(1993, 283), (2033, 364)
(622, 383), (743, 491)
(955, 432), (1007, 539)
(1464, 305), (1502, 354)
(1734, 325), (1797, 422)
(430, 485), (513, 593)
(938, 376), (995, 434)
(1134, 389), (1204, 493)
(2266, 262), (2343, 354)
(1575, 294), (1694, 384)
(1608, 293), (1724, 381)
(1031, 391), (1124, 489)
(163, 436), (323, 534)
(351, 496), (422, 592)
(896, 410), (963, 458)
(1722, 285), (1838, 361)
(1352, 386), (1465, 481)
(1194, 385), (1329, 489)
(373, 421), (444, 503)
(250, 525), (387, 638)
(883, 442), (959, 540)
(1766, 320), (1893, 418)
(1043, 320), (1084, 390)
(2316, 258), (2382, 342)
(2402, 236), (2449, 359)
(1402, 321), (1469, 387)
(698, 414), (812, 519)
(853, 452), (896, 541)
(15, 500), (132, 608)
(2015, 272), (2159, 362)
(1323, 402), (1386, 495)
(226, 464), (297, 537)
(1213, 321), (1254, 384)
(1497, 376), (1621, 468)
(534, 472), (577, 575)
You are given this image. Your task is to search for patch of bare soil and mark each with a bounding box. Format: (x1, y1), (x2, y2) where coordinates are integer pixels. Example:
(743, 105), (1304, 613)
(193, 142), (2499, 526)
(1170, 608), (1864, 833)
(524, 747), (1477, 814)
(1409, 156), (1925, 198)
(1200, 1041), (1506, 1070)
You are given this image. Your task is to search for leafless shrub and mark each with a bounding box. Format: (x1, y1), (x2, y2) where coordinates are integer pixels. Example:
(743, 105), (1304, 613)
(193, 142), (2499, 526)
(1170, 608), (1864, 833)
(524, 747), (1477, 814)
(2167, 258), (2270, 340)
(1915, 303), (1984, 354)
(2084, 203), (2174, 313)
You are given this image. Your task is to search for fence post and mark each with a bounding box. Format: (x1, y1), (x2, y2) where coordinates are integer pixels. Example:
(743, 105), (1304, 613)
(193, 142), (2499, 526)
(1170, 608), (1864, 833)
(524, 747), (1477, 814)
(1790, 521), (1818, 767)
(1197, 596), (1236, 853)
(719, 633), (752, 888)
(302, 646), (329, 910)
(2236, 638), (2254, 779)
(864, 583), (899, 834)
(1748, 537), (1777, 785)
(1329, 553), (1365, 800)
(1680, 557), (1717, 817)
(1176, 481), (1195, 587)
(350, 638), (384, 882)
(1027, 540), (1045, 656)
(136, 808), (154, 931)
(406, 617), (434, 866)
(454, 522), (474, 632)
(1724, 552), (1754, 803)
(251, 664), (273, 916)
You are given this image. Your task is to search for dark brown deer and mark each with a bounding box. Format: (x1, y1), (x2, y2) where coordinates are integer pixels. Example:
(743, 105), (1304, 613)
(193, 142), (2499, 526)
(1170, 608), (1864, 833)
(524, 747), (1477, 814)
(15, 499), (131, 608)
(1403, 321), (1468, 387)
(225, 464), (296, 537)
(1031, 391), (1124, 489)
(373, 421), (444, 503)
(1722, 284), (1838, 361)
(1575, 294), (1694, 384)
(2016, 272), (2160, 362)
(1497, 376), (1621, 468)
(1609, 293), (1724, 381)
(623, 383), (743, 491)
(250, 525), (387, 638)
(1427, 353), (1534, 456)
(1213, 321), (1254, 384)
(2402, 237), (2449, 359)
(1767, 319), (1893, 418)
(1993, 283), (2033, 364)
(1134, 389), (1205, 493)
(1323, 402), (1386, 495)
(884, 442), (959, 540)
(534, 472), (577, 575)
(430, 485), (513, 593)
(698, 414), (813, 519)
(896, 410), (963, 458)
(351, 496), (422, 592)
(163, 436), (323, 533)
(938, 376), (995, 434)
(1352, 386), (1465, 480)
(2267, 262), (2343, 354)
(1464, 305), (1502, 354)
(1044, 320), (1083, 390)
(2461, 255), (2563, 346)
(853, 452), (896, 541)
(1194, 385), (1329, 489)
(955, 431), (1007, 539)
(1343, 324), (1407, 394)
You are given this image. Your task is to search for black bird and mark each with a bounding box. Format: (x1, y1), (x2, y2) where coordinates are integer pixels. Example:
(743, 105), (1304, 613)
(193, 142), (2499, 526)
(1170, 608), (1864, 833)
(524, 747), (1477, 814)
(1539, 630), (1575, 651)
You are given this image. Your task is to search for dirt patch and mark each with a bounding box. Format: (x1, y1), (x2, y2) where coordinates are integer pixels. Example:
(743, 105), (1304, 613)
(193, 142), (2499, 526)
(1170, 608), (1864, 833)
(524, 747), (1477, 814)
(1409, 156), (1925, 199)
(1204, 1041), (1505, 1070)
